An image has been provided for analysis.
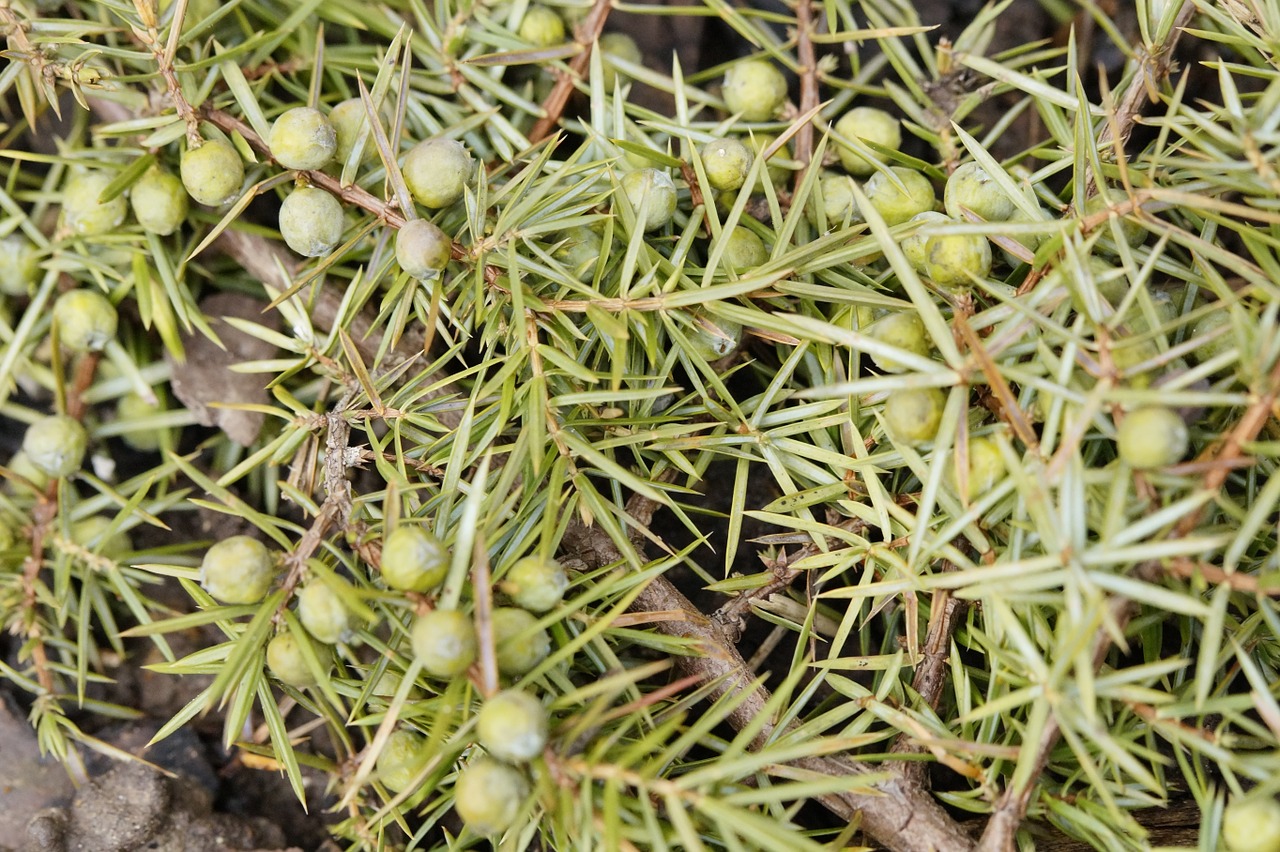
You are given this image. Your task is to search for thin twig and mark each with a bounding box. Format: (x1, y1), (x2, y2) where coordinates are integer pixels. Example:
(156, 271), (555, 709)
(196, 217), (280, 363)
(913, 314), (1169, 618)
(527, 0), (612, 144)
(791, 0), (819, 194)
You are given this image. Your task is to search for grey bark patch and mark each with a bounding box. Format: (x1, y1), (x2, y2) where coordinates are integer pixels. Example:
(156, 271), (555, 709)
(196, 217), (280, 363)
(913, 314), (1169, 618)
(0, 691), (75, 842)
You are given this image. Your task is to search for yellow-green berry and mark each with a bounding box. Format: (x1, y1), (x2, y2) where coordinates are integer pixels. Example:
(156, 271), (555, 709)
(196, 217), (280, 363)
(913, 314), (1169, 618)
(599, 32), (642, 89)
(818, 173), (864, 228)
(0, 233), (40, 296)
(454, 757), (529, 835)
(618, 168), (677, 232)
(719, 226), (767, 273)
(269, 107), (338, 171)
(22, 414), (87, 479)
(1190, 310), (1236, 367)
(493, 606), (550, 676)
(944, 161), (1015, 222)
(518, 5), (565, 46)
(200, 535), (275, 604)
(279, 186), (344, 257)
(834, 107), (901, 177)
(412, 608), (477, 679)
(949, 436), (1005, 501)
(54, 289), (117, 352)
(1223, 795), (1280, 852)
(501, 556), (568, 613)
(376, 729), (429, 793)
(864, 167), (935, 226)
(62, 172), (127, 237)
(553, 226), (602, 282)
(688, 316), (742, 361)
(266, 632), (317, 688)
(116, 393), (164, 452)
(7, 451), (50, 493)
(883, 387), (946, 446)
(477, 689), (548, 764)
(866, 312), (929, 374)
(395, 218), (452, 280)
(701, 138), (753, 192)
(380, 526), (449, 592)
(181, 138), (245, 206)
(329, 98), (381, 165)
(901, 211), (949, 272)
(1116, 406), (1188, 470)
(70, 515), (131, 560)
(403, 138), (473, 209)
(749, 133), (790, 186)
(924, 230), (992, 290)
(298, 582), (351, 644)
(1084, 194), (1145, 246)
(130, 166), (188, 236)
(722, 59), (787, 122)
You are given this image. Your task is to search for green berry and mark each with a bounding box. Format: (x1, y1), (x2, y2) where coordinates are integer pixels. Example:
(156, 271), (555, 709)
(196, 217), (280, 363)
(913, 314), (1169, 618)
(818, 173), (864, 228)
(944, 161), (1014, 222)
(492, 606), (550, 676)
(883, 387), (946, 447)
(477, 689), (548, 764)
(22, 414), (87, 479)
(53, 289), (117, 352)
(1000, 203), (1054, 267)
(688, 316), (742, 361)
(454, 757), (529, 835)
(866, 312), (929, 374)
(62, 172), (127, 237)
(7, 451), (51, 493)
(279, 186), (344, 257)
(924, 230), (992, 290)
(181, 138), (245, 206)
(329, 98), (381, 165)
(501, 556), (568, 613)
(518, 5), (565, 46)
(1223, 796), (1280, 852)
(269, 106), (338, 171)
(380, 526), (449, 592)
(199, 535), (275, 604)
(618, 168), (677, 232)
(599, 33), (642, 90)
(298, 582), (350, 644)
(901, 211), (949, 272)
(0, 233), (40, 296)
(266, 632), (318, 688)
(701, 138), (753, 192)
(834, 107), (901, 177)
(1190, 309), (1236, 367)
(1084, 194), (1145, 247)
(722, 59), (787, 122)
(719, 226), (767, 273)
(553, 226), (602, 282)
(949, 436), (1005, 501)
(376, 729), (429, 793)
(749, 133), (790, 186)
(412, 608), (477, 679)
(395, 218), (452, 279)
(864, 167), (936, 226)
(403, 138), (473, 209)
(116, 393), (164, 452)
(1116, 406), (1188, 470)
(130, 166), (188, 235)
(70, 515), (131, 560)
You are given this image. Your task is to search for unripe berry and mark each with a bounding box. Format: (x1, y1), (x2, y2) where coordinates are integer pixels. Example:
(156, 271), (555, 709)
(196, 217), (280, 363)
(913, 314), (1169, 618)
(62, 172), (127, 237)
(269, 107), (338, 171)
(688, 316), (742, 361)
(7, 452), (51, 493)
(720, 226), (767, 273)
(599, 33), (642, 90)
(818, 173), (864, 228)
(492, 606), (550, 676)
(412, 608), (477, 679)
(501, 556), (568, 613)
(1223, 795), (1280, 852)
(1116, 406), (1188, 470)
(883, 387), (946, 447)
(722, 59), (787, 122)
(266, 632), (317, 688)
(924, 230), (992, 290)
(553, 226), (602, 282)
(949, 436), (1005, 500)
(749, 133), (790, 186)
(181, 138), (245, 206)
(200, 535), (275, 604)
(618, 168), (677, 232)
(834, 108), (901, 177)
(403, 138), (472, 209)
(477, 689), (548, 764)
(279, 186), (344, 257)
(454, 757), (529, 835)
(901, 211), (949, 272)
(298, 582), (351, 644)
(376, 729), (429, 793)
(22, 414), (87, 479)
(1000, 203), (1054, 267)
(54, 289), (117, 352)
(1190, 310), (1235, 367)
(1084, 194), (1145, 246)
(864, 167), (935, 226)
(329, 98), (380, 165)
(701, 138), (753, 192)
(518, 5), (565, 46)
(130, 166), (188, 235)
(70, 515), (131, 560)
(944, 161), (1014, 222)
(380, 526), (449, 592)
(866, 312), (929, 374)
(0, 233), (40, 295)
(395, 218), (452, 279)
(116, 393), (164, 452)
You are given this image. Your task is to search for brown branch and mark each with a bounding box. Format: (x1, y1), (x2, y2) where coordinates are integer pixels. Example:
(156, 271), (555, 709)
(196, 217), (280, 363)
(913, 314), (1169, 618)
(130, 0), (201, 147)
(791, 0), (819, 194)
(527, 0), (612, 144)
